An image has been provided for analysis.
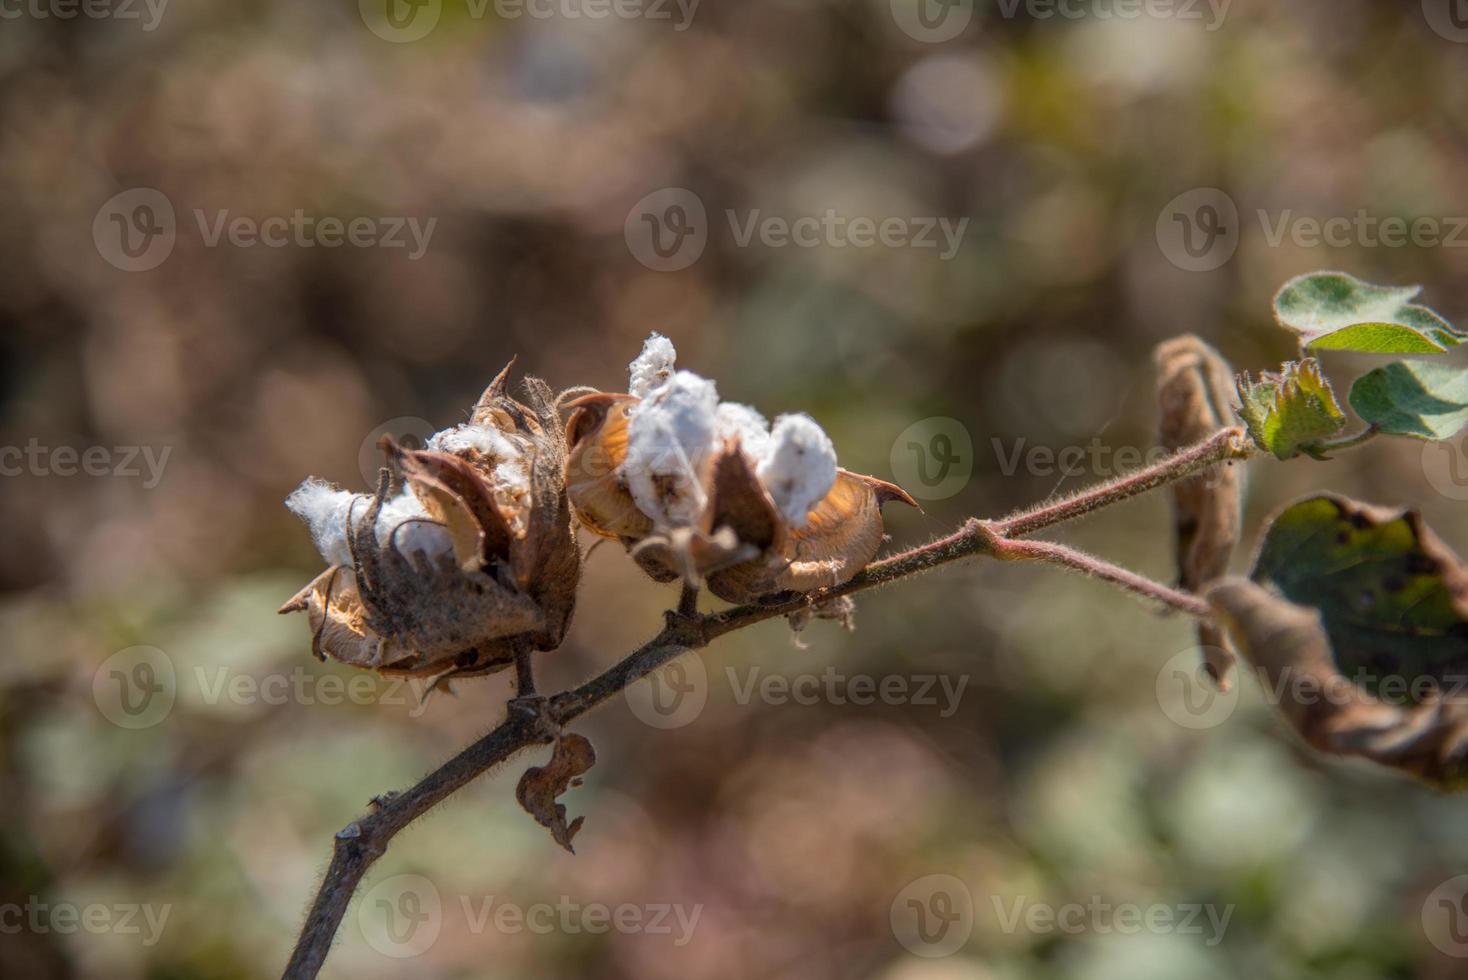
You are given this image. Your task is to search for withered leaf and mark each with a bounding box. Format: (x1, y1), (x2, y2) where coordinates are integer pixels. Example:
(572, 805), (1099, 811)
(1250, 494), (1468, 693)
(1208, 579), (1468, 790)
(1155, 335), (1246, 688)
(516, 732), (597, 852)
(385, 437), (513, 572)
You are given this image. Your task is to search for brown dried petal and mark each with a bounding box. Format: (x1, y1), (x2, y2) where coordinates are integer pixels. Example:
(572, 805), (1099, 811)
(1156, 335), (1245, 689)
(564, 393), (653, 541)
(1208, 578), (1468, 790)
(516, 732), (597, 852)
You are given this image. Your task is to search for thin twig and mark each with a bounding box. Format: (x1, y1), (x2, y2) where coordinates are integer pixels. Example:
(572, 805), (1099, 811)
(283, 429), (1241, 978)
(996, 426), (1251, 538)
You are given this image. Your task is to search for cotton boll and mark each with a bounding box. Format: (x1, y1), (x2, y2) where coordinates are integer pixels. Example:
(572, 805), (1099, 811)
(757, 414), (838, 527)
(286, 478), (360, 567)
(373, 490), (454, 560)
(286, 478), (453, 565)
(429, 423), (518, 460)
(628, 332), (678, 400)
(623, 370), (719, 526)
(716, 402), (773, 462)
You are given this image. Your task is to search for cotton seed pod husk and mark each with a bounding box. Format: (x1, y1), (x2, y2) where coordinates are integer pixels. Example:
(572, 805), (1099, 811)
(1155, 335), (1245, 689)
(564, 392), (917, 601)
(280, 363), (580, 679)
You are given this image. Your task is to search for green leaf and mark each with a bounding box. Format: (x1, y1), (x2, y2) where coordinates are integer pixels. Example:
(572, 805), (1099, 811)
(1273, 271), (1464, 353)
(1236, 358), (1347, 460)
(1348, 360), (1468, 441)
(1250, 494), (1468, 695)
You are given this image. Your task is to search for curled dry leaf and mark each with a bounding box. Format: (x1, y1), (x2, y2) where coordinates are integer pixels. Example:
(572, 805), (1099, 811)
(1155, 335), (1245, 688)
(1208, 579), (1468, 790)
(563, 336), (917, 604)
(1200, 493), (1468, 788)
(280, 363), (580, 682)
(516, 732), (597, 852)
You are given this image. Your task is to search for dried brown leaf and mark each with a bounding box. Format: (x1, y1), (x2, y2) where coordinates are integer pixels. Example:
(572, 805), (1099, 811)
(516, 732), (597, 852)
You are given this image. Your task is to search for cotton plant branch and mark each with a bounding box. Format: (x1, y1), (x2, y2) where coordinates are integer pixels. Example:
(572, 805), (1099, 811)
(282, 428), (1240, 979)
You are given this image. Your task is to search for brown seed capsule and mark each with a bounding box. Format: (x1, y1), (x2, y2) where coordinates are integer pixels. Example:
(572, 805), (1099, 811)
(281, 362), (581, 681)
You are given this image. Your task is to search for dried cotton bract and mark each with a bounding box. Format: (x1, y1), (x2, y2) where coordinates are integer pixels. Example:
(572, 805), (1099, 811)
(280, 364), (580, 681)
(566, 334), (916, 603)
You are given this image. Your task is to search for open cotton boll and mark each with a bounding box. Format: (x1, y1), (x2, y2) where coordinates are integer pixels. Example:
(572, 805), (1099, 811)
(429, 423), (533, 533)
(716, 402), (773, 461)
(623, 370), (719, 526)
(628, 332), (678, 400)
(756, 414), (838, 527)
(286, 478), (453, 566)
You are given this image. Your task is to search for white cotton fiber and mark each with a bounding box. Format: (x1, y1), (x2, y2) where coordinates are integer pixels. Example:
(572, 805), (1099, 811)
(623, 370), (719, 526)
(716, 402), (772, 461)
(756, 414), (838, 527)
(628, 333), (678, 400)
(286, 478), (452, 565)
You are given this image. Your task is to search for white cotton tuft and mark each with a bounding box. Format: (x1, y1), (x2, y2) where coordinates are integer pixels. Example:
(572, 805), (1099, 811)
(429, 423), (517, 461)
(623, 370), (719, 526)
(756, 414), (838, 527)
(286, 478), (453, 565)
(628, 333), (678, 400)
(716, 402), (772, 461)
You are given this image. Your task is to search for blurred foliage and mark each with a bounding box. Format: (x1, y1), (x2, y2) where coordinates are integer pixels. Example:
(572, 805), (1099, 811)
(3, 1), (1468, 977)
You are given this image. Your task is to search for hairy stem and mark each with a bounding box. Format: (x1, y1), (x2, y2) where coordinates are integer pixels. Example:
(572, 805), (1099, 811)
(284, 429), (1239, 978)
(996, 426), (1251, 538)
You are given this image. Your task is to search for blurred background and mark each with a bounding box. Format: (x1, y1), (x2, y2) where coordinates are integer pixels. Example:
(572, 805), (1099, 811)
(4, 0), (1468, 977)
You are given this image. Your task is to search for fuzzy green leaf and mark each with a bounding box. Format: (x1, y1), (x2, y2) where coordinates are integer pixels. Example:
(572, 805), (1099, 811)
(1349, 360), (1468, 441)
(1273, 271), (1464, 353)
(1236, 359), (1347, 460)
(1250, 495), (1468, 695)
